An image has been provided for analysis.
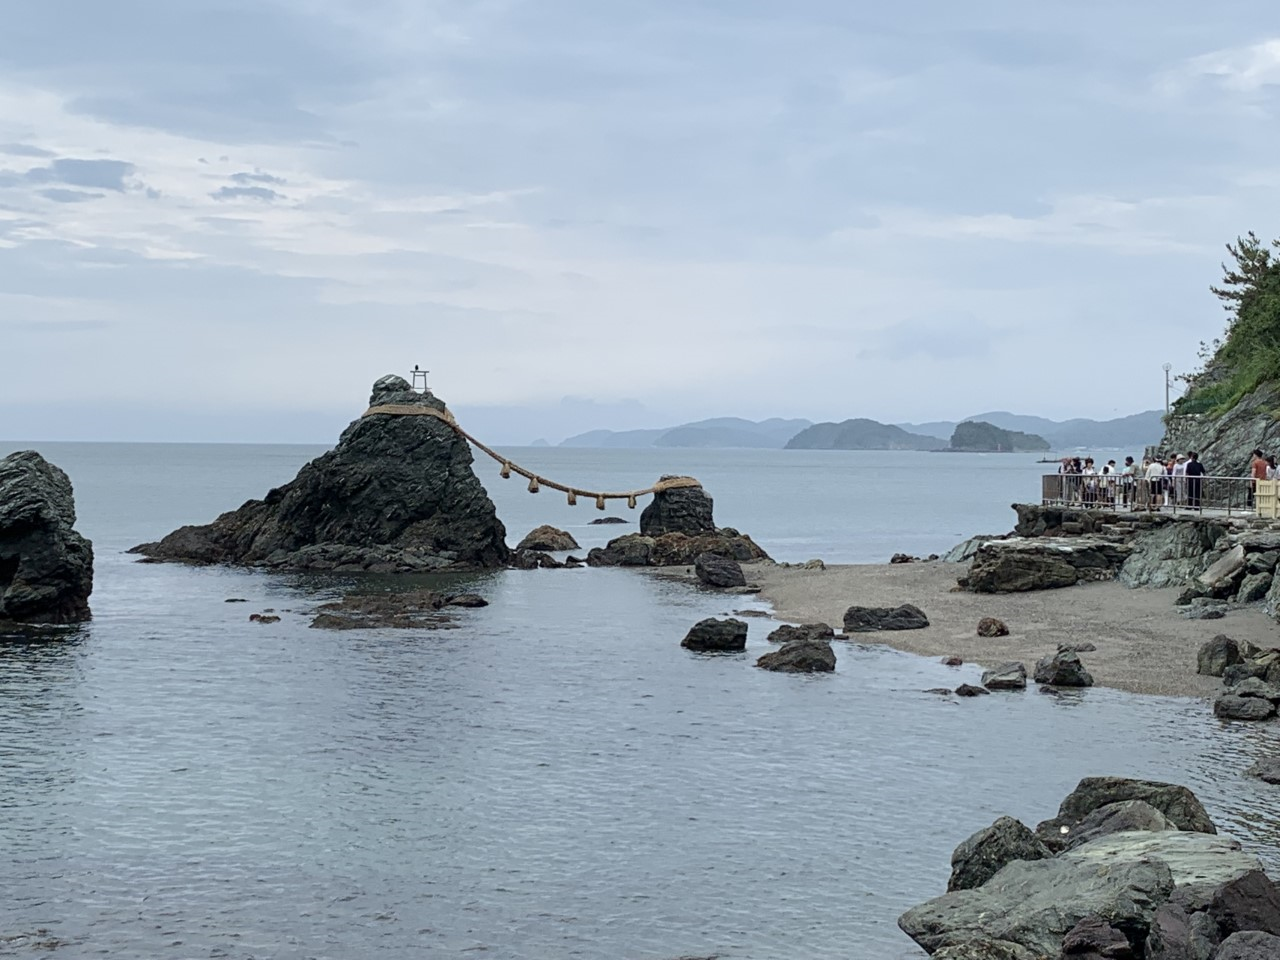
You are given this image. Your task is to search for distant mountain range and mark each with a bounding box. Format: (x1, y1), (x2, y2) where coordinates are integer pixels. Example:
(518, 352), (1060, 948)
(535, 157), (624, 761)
(550, 409), (1164, 452)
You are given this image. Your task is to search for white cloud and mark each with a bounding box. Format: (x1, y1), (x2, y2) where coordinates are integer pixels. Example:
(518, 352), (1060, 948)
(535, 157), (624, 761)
(1183, 38), (1280, 92)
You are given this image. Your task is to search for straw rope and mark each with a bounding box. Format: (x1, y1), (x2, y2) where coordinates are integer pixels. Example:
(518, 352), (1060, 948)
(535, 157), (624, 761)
(361, 403), (702, 509)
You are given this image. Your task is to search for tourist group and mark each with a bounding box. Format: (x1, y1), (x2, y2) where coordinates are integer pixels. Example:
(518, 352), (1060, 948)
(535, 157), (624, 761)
(1054, 449), (1279, 512)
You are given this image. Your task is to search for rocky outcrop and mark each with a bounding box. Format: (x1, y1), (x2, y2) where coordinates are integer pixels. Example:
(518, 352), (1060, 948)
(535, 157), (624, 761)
(0, 451), (93, 624)
(755, 637), (836, 673)
(947, 816), (1052, 892)
(586, 530), (769, 568)
(640, 479), (715, 536)
(963, 537), (1132, 593)
(843, 603), (929, 632)
(766, 622), (833, 644)
(1035, 777), (1217, 848)
(694, 552), (746, 588)
(308, 589), (461, 630)
(1162, 382), (1280, 480)
(131, 377), (508, 572)
(1119, 521), (1228, 589)
(982, 662), (1028, 691)
(681, 617), (748, 652)
(515, 525), (579, 552)
(1034, 650), (1094, 687)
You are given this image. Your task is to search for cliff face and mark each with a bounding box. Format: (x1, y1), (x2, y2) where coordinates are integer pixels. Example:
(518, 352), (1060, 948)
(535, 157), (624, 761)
(1162, 381), (1280, 478)
(131, 376), (508, 572)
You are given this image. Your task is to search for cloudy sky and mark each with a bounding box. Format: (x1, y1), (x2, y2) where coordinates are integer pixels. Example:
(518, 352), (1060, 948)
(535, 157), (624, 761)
(2, 1), (1279, 443)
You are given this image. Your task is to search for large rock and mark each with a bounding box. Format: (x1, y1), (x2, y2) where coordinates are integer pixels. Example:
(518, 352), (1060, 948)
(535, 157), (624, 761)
(1036, 777), (1216, 850)
(1119, 521), (1227, 589)
(966, 538), (1132, 593)
(1198, 636), (1246, 678)
(586, 530), (769, 568)
(515, 525), (579, 552)
(131, 377), (508, 572)
(1061, 800), (1176, 851)
(0, 451), (94, 624)
(639, 478), (715, 536)
(681, 617), (748, 652)
(843, 603), (929, 632)
(1214, 931), (1280, 960)
(755, 637), (836, 673)
(766, 622), (834, 644)
(947, 816), (1052, 892)
(1034, 650), (1095, 687)
(982, 662), (1028, 691)
(1207, 869), (1280, 940)
(694, 552), (746, 588)
(898, 856), (1174, 958)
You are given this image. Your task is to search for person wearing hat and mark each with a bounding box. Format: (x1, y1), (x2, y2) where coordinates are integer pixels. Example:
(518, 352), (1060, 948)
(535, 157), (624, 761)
(1172, 454), (1188, 507)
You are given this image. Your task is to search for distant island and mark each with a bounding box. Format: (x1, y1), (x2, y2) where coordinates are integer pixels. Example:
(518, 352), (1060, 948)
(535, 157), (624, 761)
(544, 409), (1162, 451)
(948, 420), (1050, 453)
(784, 419), (940, 451)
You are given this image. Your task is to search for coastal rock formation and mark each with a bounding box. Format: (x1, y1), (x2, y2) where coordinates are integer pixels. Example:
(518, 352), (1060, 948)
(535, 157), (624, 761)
(586, 530), (769, 568)
(899, 777), (1279, 959)
(515, 525), (579, 552)
(131, 377), (508, 572)
(681, 617), (748, 652)
(0, 451), (94, 624)
(982, 662), (1027, 691)
(766, 622), (834, 645)
(1163, 382), (1280, 479)
(640, 479), (715, 536)
(964, 537), (1131, 593)
(755, 637), (836, 673)
(843, 603), (929, 632)
(308, 589), (461, 630)
(947, 817), (1052, 892)
(1033, 650), (1094, 687)
(694, 552), (746, 588)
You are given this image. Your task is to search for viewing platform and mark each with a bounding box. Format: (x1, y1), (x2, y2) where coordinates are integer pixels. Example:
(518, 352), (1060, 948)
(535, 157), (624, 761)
(1041, 474), (1280, 521)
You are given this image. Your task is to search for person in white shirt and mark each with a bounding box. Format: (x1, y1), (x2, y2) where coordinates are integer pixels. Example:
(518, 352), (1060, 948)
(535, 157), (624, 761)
(1120, 456), (1138, 508)
(1172, 455), (1188, 507)
(1145, 457), (1166, 509)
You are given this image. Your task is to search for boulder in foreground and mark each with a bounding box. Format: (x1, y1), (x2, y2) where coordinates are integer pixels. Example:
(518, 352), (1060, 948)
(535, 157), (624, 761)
(130, 376), (508, 572)
(0, 451), (94, 624)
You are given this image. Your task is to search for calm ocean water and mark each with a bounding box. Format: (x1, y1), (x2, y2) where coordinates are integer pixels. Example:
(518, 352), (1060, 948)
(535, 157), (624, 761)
(3, 441), (1279, 960)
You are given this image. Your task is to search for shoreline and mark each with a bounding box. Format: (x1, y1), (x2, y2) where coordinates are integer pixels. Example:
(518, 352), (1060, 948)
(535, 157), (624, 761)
(746, 560), (1279, 698)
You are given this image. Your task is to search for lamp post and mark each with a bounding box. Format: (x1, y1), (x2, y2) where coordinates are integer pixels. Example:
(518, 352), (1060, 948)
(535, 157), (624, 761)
(1163, 363), (1172, 417)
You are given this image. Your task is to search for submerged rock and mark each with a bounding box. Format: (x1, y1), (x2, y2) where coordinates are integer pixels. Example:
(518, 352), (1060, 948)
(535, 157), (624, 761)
(131, 377), (508, 572)
(589, 516), (628, 525)
(0, 451), (94, 624)
(515, 525), (579, 552)
(1245, 758), (1280, 784)
(681, 617), (748, 652)
(755, 637), (835, 673)
(842, 603), (929, 632)
(308, 589), (456, 630)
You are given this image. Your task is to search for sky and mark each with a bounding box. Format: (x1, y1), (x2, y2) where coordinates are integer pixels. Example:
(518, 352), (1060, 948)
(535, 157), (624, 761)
(2, 1), (1279, 444)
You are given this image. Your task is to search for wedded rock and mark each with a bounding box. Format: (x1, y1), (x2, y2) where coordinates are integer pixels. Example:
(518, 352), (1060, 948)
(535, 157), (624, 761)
(898, 855), (1173, 958)
(1061, 800), (1176, 851)
(639, 478), (715, 536)
(978, 616), (1010, 637)
(1215, 931), (1280, 960)
(1214, 695), (1277, 721)
(0, 451), (94, 624)
(766, 622), (833, 644)
(947, 816), (1052, 892)
(130, 378), (508, 572)
(982, 662), (1028, 691)
(1034, 650), (1094, 687)
(681, 617), (748, 652)
(694, 552), (746, 588)
(843, 603), (929, 632)
(755, 637), (836, 673)
(1198, 635), (1246, 677)
(515, 525), (579, 552)
(1036, 777), (1217, 850)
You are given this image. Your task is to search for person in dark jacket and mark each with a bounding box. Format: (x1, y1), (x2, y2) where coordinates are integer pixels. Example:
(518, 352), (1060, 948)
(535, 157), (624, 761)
(1184, 451), (1206, 509)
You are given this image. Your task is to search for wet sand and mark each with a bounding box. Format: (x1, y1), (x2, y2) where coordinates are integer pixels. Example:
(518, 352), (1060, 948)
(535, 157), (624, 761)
(749, 561), (1278, 698)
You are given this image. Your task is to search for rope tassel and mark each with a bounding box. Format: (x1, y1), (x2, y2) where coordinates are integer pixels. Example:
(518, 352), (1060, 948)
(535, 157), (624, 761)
(627, 494), (637, 509)
(567, 490), (577, 506)
(528, 477), (540, 494)
(595, 495), (606, 510)
(500, 462), (511, 479)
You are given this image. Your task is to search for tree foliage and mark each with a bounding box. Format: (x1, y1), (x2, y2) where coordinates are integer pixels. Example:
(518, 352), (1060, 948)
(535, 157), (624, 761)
(1176, 233), (1280, 416)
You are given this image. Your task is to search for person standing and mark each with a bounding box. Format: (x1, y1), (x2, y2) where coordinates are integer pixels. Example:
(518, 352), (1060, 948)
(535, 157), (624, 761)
(1173, 454), (1188, 507)
(1145, 456), (1166, 510)
(1120, 456), (1138, 508)
(1185, 451), (1205, 510)
(1251, 449), (1268, 508)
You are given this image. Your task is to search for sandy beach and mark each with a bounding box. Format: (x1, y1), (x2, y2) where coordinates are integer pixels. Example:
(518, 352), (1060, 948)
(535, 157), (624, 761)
(750, 560), (1279, 698)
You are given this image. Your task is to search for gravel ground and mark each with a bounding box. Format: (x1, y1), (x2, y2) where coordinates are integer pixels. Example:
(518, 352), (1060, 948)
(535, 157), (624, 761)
(748, 560), (1279, 698)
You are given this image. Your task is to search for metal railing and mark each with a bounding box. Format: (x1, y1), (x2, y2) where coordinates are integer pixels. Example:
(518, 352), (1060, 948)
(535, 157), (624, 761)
(1041, 474), (1272, 517)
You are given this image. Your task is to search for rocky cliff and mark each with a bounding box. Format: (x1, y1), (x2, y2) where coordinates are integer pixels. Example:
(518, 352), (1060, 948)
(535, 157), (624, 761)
(0, 451), (94, 624)
(131, 376), (508, 572)
(1163, 381), (1280, 477)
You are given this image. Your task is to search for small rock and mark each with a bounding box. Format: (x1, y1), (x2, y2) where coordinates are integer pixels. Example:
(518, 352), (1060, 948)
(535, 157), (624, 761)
(694, 552), (747, 588)
(249, 613), (280, 624)
(1061, 800), (1175, 851)
(802, 558), (825, 570)
(1214, 695), (1277, 721)
(1034, 650), (1094, 687)
(1233, 677), (1280, 703)
(843, 603), (929, 632)
(1224, 661), (1270, 687)
(755, 637), (836, 673)
(589, 516), (628, 524)
(1182, 604), (1226, 621)
(890, 553), (916, 564)
(955, 683), (990, 697)
(1058, 641), (1098, 653)
(1245, 758), (1280, 784)
(942, 655), (964, 667)
(1198, 635), (1245, 677)
(982, 662), (1028, 691)
(977, 616), (1009, 638)
(443, 593), (488, 608)
(1237, 572), (1273, 604)
(225, 598), (247, 603)
(681, 617), (748, 652)
(766, 622), (833, 644)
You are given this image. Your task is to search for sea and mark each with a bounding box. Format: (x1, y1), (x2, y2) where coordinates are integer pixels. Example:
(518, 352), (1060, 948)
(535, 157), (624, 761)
(2, 442), (1279, 960)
